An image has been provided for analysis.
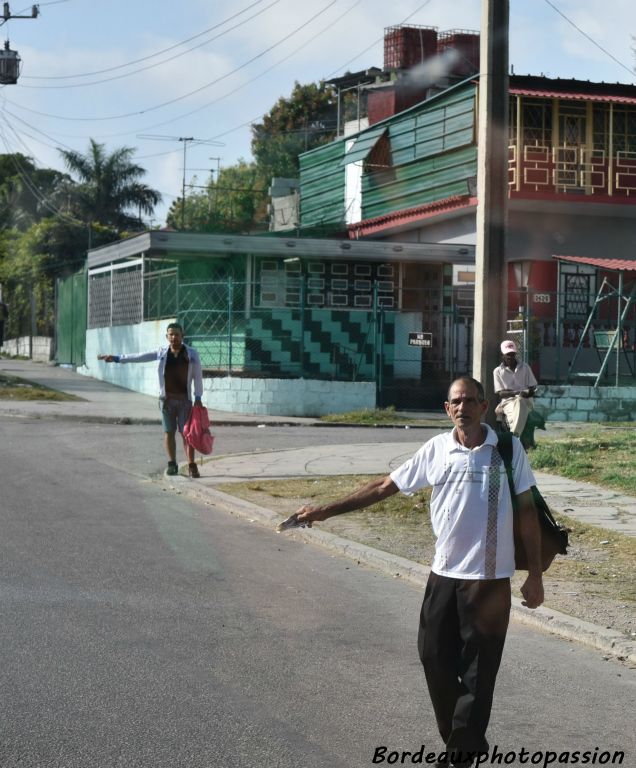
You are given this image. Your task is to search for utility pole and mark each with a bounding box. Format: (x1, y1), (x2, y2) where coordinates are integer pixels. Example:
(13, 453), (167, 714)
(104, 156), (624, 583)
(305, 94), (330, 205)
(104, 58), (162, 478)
(0, 3), (39, 85)
(209, 157), (221, 182)
(209, 156), (221, 216)
(1, 3), (39, 23)
(136, 134), (224, 230)
(179, 137), (194, 230)
(472, 0), (509, 422)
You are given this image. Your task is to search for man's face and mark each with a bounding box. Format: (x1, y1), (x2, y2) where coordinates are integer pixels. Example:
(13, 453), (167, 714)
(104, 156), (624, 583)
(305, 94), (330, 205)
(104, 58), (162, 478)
(166, 327), (184, 348)
(503, 352), (517, 367)
(444, 380), (488, 431)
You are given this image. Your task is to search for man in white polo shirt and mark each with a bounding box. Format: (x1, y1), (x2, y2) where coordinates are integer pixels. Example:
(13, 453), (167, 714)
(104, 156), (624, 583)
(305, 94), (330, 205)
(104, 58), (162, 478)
(290, 376), (543, 768)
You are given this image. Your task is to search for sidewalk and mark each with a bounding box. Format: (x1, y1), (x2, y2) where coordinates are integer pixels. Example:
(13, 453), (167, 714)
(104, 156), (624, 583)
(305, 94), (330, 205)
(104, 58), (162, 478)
(2, 358), (635, 663)
(0, 358), (318, 426)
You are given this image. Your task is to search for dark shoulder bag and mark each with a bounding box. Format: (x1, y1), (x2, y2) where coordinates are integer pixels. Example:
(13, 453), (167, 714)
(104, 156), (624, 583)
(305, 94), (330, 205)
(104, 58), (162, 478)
(497, 432), (569, 572)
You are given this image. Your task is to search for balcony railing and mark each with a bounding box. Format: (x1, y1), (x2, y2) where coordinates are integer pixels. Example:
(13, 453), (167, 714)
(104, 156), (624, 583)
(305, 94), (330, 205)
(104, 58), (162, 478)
(508, 142), (636, 198)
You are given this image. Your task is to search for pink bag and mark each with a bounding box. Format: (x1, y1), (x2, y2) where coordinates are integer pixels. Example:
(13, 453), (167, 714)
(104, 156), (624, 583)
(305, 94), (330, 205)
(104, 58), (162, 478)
(183, 406), (214, 455)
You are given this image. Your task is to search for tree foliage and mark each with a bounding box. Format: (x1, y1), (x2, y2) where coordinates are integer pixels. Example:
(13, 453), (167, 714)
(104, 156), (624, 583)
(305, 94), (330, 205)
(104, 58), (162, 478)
(250, 81), (337, 182)
(0, 140), (156, 341)
(175, 80), (339, 233)
(0, 153), (70, 231)
(58, 139), (162, 230)
(167, 160), (268, 233)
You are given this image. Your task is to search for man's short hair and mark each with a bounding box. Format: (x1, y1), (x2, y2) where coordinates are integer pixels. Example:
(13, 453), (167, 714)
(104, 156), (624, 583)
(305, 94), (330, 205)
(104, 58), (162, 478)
(166, 322), (183, 334)
(447, 376), (485, 402)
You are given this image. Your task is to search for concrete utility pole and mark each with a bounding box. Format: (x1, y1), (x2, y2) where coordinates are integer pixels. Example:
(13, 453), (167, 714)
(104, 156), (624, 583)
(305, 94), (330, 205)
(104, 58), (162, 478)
(472, 0), (509, 422)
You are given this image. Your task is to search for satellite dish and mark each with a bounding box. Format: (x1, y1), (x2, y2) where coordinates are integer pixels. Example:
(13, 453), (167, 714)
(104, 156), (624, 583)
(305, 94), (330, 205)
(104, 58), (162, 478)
(0, 40), (20, 84)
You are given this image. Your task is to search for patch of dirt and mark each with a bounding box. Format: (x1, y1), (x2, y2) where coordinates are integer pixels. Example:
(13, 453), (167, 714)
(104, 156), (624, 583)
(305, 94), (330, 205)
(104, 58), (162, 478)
(220, 486), (636, 641)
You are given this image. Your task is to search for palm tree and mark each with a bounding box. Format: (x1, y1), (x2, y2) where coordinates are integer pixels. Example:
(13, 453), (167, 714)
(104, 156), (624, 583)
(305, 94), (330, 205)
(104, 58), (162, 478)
(58, 139), (161, 230)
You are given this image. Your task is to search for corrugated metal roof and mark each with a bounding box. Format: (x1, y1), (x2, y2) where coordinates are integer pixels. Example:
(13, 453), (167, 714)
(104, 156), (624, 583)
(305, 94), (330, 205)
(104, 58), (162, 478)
(339, 126), (387, 166)
(510, 86), (636, 105)
(554, 254), (636, 271)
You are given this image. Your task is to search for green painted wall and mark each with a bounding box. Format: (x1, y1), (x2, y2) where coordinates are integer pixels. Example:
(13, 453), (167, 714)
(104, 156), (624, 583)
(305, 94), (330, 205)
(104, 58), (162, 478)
(299, 82), (478, 228)
(56, 269), (87, 366)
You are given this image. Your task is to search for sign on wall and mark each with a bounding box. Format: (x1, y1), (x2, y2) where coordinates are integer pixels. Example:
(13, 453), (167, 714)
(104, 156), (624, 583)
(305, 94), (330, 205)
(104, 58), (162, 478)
(408, 332), (433, 348)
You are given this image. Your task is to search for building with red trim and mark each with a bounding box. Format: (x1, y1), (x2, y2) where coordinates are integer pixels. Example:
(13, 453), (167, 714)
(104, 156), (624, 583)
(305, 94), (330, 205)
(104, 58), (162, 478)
(295, 26), (636, 395)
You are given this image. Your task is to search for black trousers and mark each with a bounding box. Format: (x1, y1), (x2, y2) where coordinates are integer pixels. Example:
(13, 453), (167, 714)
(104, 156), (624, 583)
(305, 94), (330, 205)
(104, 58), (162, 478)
(417, 572), (511, 760)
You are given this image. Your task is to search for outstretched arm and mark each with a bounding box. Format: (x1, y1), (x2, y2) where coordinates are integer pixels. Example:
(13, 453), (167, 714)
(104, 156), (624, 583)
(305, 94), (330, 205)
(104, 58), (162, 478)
(98, 351), (157, 364)
(293, 475), (399, 528)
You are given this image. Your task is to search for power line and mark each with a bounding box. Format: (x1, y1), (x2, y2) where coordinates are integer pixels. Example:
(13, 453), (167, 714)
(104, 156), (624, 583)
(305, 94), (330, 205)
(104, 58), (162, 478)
(0, 117), (83, 226)
(126, 0), (359, 155)
(542, 0), (635, 78)
(18, 0), (281, 89)
(5, 1), (337, 122)
(324, 0), (434, 79)
(21, 0), (271, 80)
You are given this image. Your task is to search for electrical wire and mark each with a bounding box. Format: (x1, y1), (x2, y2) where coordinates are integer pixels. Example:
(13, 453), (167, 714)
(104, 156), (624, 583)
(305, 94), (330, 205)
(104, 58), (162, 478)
(132, 0), (361, 158)
(5, 1), (337, 121)
(0, 116), (84, 226)
(184, 0), (435, 155)
(542, 0), (635, 78)
(324, 0), (434, 78)
(22, 0), (271, 80)
(19, 0), (281, 89)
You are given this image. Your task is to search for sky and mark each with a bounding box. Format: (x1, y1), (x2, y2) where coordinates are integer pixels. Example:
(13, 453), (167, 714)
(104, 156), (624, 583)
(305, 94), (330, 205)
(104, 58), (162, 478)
(1, 0), (636, 225)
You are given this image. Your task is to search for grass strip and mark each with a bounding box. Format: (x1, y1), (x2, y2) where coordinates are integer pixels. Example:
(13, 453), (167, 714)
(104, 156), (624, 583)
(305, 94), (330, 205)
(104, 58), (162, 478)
(0, 373), (80, 401)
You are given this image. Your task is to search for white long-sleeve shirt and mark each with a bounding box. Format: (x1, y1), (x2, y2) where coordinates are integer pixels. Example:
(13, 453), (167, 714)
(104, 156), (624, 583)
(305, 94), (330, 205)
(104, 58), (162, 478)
(118, 344), (203, 400)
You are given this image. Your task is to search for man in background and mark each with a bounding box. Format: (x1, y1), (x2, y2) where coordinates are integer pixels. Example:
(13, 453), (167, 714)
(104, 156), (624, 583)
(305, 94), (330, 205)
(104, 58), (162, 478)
(493, 339), (538, 448)
(98, 322), (203, 477)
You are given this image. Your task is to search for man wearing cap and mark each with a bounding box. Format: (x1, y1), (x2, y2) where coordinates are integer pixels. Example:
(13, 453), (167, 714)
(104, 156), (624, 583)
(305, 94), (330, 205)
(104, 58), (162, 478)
(493, 340), (537, 444)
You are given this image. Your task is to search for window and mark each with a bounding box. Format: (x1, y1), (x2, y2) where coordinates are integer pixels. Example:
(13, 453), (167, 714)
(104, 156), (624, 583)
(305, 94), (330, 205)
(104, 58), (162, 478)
(560, 265), (596, 320)
(521, 101), (552, 147)
(253, 257), (398, 310)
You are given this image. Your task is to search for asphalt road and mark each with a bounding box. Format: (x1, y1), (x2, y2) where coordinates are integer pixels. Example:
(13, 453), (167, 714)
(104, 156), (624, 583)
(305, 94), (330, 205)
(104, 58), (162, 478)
(1, 416), (634, 767)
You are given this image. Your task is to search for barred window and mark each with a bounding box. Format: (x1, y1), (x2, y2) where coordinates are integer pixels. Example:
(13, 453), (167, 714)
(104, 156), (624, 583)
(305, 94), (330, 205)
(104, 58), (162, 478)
(88, 265), (142, 328)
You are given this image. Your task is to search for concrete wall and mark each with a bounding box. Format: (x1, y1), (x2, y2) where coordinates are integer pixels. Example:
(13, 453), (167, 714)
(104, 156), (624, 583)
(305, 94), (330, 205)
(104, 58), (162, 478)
(81, 321), (376, 417)
(205, 376), (376, 417)
(2, 336), (53, 362)
(536, 385), (636, 422)
(81, 320), (172, 397)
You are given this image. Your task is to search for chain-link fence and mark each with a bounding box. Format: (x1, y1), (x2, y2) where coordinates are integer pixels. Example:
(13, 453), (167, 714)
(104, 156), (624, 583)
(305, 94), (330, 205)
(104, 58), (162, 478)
(81, 262), (636, 408)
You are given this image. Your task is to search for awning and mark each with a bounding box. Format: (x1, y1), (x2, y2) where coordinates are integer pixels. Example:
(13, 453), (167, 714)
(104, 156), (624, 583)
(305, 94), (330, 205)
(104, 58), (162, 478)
(510, 87), (636, 106)
(554, 254), (636, 271)
(339, 125), (388, 166)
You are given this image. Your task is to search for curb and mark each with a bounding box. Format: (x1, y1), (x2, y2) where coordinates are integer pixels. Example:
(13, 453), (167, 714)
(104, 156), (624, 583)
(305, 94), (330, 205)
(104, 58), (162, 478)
(0, 406), (445, 430)
(171, 478), (636, 666)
